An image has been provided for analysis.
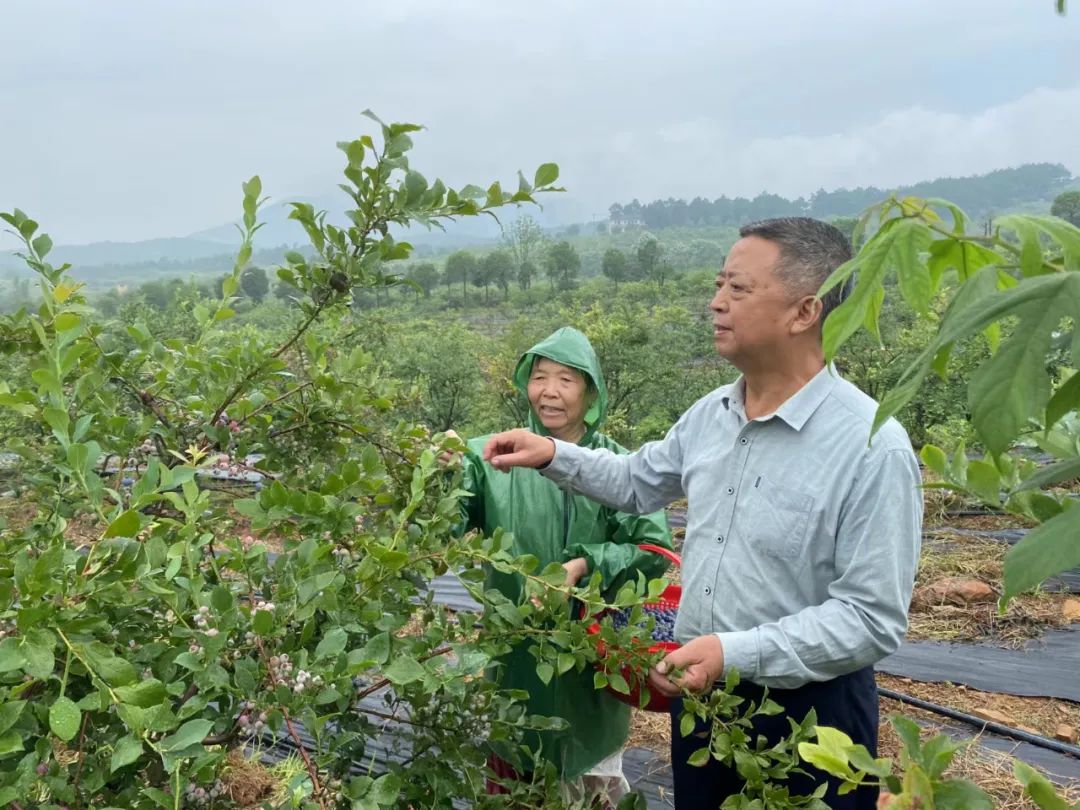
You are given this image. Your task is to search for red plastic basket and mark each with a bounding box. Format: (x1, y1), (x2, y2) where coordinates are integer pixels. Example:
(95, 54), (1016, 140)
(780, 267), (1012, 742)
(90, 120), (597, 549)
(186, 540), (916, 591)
(582, 543), (682, 713)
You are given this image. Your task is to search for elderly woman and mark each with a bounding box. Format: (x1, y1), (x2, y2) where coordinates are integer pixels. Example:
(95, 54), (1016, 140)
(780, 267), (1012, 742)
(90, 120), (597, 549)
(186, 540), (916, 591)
(457, 326), (673, 803)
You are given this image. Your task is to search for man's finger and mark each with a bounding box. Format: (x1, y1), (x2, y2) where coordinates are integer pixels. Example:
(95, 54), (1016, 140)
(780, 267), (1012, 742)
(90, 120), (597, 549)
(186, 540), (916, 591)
(647, 667), (682, 698)
(482, 431), (522, 462)
(489, 450), (535, 471)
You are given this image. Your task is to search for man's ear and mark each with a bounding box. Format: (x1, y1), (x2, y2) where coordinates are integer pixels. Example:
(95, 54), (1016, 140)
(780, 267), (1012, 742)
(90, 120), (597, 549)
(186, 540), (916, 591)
(791, 295), (824, 336)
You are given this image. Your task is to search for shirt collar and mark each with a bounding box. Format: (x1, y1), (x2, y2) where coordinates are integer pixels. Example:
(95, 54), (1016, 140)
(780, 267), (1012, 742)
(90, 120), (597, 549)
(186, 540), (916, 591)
(721, 365), (839, 431)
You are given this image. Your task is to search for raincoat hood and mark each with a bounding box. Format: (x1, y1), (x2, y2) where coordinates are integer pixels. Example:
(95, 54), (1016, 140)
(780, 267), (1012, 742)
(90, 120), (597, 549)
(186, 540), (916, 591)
(512, 327), (609, 439)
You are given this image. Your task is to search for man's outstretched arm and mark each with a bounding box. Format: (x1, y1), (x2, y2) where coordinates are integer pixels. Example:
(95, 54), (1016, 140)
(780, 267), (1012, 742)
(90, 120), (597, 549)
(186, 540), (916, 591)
(483, 420), (687, 515)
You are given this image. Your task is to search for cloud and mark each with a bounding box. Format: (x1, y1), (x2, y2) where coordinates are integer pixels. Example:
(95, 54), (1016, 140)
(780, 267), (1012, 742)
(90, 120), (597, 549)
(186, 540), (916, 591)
(595, 84), (1080, 203)
(0, 0), (1076, 244)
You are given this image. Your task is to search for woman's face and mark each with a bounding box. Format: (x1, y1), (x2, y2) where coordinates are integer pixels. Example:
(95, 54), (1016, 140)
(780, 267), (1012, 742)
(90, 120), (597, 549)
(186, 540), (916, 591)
(527, 357), (590, 439)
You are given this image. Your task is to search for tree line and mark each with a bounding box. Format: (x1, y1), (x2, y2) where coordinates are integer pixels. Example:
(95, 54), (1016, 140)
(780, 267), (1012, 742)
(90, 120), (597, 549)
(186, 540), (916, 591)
(609, 163), (1073, 230)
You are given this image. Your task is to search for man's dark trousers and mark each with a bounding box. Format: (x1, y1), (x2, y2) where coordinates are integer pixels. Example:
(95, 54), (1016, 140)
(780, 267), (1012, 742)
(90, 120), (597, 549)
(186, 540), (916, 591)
(669, 667), (879, 809)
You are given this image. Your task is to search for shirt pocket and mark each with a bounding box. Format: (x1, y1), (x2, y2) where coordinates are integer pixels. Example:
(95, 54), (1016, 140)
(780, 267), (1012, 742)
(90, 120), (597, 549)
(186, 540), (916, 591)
(745, 475), (815, 559)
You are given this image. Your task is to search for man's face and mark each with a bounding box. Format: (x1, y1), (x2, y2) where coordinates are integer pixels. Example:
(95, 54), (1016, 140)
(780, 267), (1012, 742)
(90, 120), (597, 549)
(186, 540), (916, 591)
(710, 236), (806, 367)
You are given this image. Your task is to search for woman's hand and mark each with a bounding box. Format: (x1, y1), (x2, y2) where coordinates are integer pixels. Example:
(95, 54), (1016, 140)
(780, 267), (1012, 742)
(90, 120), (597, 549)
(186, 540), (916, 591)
(438, 429), (464, 466)
(562, 557), (588, 587)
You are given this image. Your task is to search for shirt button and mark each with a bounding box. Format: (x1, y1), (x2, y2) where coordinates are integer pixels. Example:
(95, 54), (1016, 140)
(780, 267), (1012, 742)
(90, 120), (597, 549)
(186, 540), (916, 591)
(716, 535), (724, 544)
(704, 586), (712, 596)
(726, 487), (734, 495)
(740, 437), (748, 445)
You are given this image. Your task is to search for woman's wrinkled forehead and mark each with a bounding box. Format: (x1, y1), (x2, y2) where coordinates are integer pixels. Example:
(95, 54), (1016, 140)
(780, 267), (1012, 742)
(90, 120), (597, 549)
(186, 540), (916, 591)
(530, 356), (586, 380)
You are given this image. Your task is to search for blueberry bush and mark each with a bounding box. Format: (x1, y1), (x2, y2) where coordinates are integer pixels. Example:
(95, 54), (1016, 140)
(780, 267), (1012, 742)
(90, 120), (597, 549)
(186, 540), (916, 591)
(0, 114), (673, 809)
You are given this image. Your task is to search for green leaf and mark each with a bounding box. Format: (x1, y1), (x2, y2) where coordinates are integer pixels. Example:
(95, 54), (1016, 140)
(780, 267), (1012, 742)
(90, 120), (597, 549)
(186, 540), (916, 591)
(890, 715), (923, 759)
(252, 607), (274, 636)
(116, 679), (167, 708)
(0, 730), (23, 757)
(404, 171), (427, 203)
(1013, 760), (1073, 810)
(356, 632), (390, 667)
(1046, 370), (1080, 429)
(607, 670), (630, 695)
(934, 778), (994, 810)
(159, 718), (213, 752)
(964, 460), (1001, 505)
(556, 652), (575, 675)
(920, 445), (948, 477)
(797, 742), (853, 781)
(210, 586), (233, 615)
(21, 629), (55, 679)
(968, 290), (1073, 455)
(536, 662), (555, 685)
(680, 712), (696, 738)
(110, 735), (143, 772)
(1028, 214), (1080, 272)
(874, 269), (1074, 437)
(0, 638), (25, 673)
(32, 233), (53, 258)
(49, 696), (81, 742)
(43, 406), (70, 442)
(1003, 507), (1080, 601)
(999, 216), (1047, 277)
(315, 627), (348, 661)
(824, 219), (933, 360)
(383, 656), (425, 685)
(371, 771), (402, 804)
(1020, 458), (1080, 496)
(891, 222), (934, 314)
(687, 747), (711, 767)
(104, 509), (141, 539)
(0, 701), (26, 735)
(534, 163), (559, 188)
(846, 744), (892, 778)
(80, 642), (137, 686)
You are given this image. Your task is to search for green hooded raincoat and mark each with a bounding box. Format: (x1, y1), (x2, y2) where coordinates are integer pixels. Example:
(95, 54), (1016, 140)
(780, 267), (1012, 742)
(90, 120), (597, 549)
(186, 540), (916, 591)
(461, 327), (673, 780)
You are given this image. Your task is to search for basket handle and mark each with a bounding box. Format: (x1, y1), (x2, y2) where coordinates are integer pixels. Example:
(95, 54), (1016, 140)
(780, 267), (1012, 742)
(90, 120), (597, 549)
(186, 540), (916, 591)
(638, 543), (681, 567)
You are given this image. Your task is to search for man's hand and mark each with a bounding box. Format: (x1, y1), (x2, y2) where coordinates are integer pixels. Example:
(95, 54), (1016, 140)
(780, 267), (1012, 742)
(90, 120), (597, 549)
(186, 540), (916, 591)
(647, 634), (725, 698)
(482, 429), (555, 472)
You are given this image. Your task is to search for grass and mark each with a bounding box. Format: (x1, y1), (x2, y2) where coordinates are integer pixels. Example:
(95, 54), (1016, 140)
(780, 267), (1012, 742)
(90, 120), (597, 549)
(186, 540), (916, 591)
(910, 533), (1074, 646)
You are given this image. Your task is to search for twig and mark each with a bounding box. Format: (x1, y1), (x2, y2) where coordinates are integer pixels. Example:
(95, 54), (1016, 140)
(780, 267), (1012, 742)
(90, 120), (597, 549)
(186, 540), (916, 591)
(71, 712), (91, 809)
(240, 381), (315, 425)
(253, 637), (327, 810)
(175, 683), (199, 710)
(353, 646), (453, 702)
(211, 299), (329, 427)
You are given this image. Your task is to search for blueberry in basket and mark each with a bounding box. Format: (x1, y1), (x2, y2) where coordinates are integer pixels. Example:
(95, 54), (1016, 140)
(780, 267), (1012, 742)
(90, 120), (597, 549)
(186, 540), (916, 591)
(610, 602), (678, 643)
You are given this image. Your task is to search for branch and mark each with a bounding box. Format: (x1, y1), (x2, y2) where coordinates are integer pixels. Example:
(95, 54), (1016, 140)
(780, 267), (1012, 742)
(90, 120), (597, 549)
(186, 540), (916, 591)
(254, 637), (327, 810)
(240, 381), (315, 425)
(211, 298), (329, 427)
(353, 646), (452, 702)
(72, 712), (91, 810)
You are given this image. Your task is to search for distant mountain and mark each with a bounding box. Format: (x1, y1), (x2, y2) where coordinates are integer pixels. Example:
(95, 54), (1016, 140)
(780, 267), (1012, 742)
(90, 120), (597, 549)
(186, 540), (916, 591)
(0, 187), (592, 277)
(0, 236), (249, 274)
(188, 190), (593, 251)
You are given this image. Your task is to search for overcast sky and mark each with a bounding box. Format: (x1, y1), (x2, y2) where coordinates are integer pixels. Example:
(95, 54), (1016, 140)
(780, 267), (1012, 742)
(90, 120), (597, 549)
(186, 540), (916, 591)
(1, 0), (1077, 245)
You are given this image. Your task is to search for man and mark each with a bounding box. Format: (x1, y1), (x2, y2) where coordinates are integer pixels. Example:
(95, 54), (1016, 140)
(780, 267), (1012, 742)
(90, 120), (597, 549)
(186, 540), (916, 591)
(482, 218), (922, 809)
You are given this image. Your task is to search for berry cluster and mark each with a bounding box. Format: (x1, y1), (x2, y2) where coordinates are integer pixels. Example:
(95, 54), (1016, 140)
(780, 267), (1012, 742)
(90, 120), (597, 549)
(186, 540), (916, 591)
(184, 779), (225, 807)
(269, 653), (323, 693)
(237, 701), (269, 738)
(193, 605), (220, 638)
(0, 618), (17, 641)
(610, 602), (678, 643)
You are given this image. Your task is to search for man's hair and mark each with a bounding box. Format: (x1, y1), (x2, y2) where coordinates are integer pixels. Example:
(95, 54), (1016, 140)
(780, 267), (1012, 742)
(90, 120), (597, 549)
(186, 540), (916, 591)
(738, 217), (853, 323)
